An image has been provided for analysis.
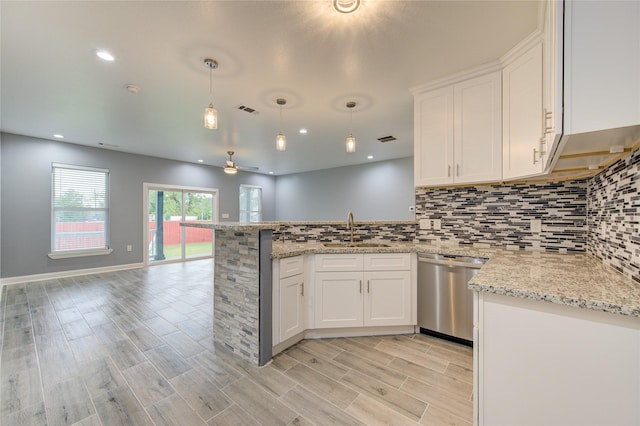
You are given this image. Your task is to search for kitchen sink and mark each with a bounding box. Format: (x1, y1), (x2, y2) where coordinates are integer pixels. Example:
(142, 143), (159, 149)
(322, 242), (391, 248)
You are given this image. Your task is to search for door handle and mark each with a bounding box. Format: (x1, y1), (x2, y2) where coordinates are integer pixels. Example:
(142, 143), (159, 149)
(448, 165), (451, 177)
(300, 282), (304, 296)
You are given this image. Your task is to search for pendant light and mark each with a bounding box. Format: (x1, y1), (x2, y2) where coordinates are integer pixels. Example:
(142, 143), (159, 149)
(345, 101), (356, 153)
(276, 98), (287, 151)
(203, 58), (218, 130)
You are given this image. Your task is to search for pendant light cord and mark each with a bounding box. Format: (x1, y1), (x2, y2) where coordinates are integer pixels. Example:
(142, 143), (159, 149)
(349, 107), (353, 135)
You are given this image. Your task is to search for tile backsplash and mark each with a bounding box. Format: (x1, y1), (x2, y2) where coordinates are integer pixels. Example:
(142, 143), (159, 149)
(273, 147), (640, 284)
(415, 181), (588, 252)
(273, 222), (416, 243)
(587, 147), (640, 283)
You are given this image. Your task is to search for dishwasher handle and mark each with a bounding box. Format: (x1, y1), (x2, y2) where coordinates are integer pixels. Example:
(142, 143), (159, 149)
(418, 256), (485, 269)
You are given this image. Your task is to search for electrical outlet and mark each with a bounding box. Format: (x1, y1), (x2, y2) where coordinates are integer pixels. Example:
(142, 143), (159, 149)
(600, 222), (607, 239)
(432, 219), (442, 230)
(222, 213), (230, 219)
(420, 219), (431, 230)
(530, 219), (542, 233)
(126, 245), (132, 252)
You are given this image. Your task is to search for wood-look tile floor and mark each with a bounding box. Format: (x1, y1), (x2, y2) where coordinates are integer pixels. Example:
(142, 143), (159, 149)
(0, 259), (473, 426)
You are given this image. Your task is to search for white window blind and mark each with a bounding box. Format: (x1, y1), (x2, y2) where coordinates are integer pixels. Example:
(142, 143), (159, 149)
(51, 163), (110, 253)
(239, 184), (262, 222)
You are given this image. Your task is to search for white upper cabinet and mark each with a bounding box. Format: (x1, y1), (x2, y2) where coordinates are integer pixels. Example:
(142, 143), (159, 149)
(414, 87), (454, 186)
(564, 0), (640, 135)
(502, 41), (544, 180)
(413, 71), (502, 187)
(542, 0), (563, 168)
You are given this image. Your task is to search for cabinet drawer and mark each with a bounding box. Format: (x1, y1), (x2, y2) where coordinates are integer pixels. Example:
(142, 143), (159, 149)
(315, 254), (364, 272)
(279, 255), (304, 279)
(364, 253), (411, 271)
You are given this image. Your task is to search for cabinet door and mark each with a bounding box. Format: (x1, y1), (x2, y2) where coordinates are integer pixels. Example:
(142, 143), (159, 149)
(454, 71), (503, 184)
(414, 86), (454, 186)
(363, 271), (412, 327)
(314, 272), (363, 328)
(280, 274), (304, 341)
(502, 42), (544, 180)
(542, 0), (563, 169)
(565, 0), (640, 135)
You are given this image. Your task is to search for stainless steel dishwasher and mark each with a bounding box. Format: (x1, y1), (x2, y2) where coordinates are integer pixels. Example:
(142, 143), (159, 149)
(418, 253), (486, 345)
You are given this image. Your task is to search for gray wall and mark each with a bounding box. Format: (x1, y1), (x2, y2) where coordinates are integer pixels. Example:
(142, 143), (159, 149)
(274, 157), (414, 221)
(0, 133), (275, 278)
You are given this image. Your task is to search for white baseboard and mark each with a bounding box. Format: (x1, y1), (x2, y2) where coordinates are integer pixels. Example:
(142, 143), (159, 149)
(303, 325), (416, 339)
(0, 262), (145, 286)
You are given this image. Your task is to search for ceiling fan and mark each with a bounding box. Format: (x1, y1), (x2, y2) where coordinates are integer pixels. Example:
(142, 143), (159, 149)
(224, 151), (258, 175)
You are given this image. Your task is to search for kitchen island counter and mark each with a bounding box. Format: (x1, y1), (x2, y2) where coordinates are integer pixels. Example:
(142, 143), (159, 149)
(272, 241), (640, 318)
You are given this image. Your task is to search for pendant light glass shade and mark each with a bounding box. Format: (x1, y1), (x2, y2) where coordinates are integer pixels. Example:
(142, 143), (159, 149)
(276, 132), (286, 151)
(204, 103), (218, 129)
(346, 133), (356, 153)
(223, 165), (237, 175)
(345, 101), (356, 153)
(276, 98), (287, 152)
(203, 58), (218, 130)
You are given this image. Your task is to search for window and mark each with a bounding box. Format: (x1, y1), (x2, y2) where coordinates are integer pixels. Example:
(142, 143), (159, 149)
(239, 184), (262, 222)
(50, 163), (110, 257)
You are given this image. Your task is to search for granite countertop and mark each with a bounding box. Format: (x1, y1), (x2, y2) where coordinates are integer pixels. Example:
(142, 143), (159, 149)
(272, 241), (640, 318)
(180, 221), (280, 231)
(181, 220), (416, 231)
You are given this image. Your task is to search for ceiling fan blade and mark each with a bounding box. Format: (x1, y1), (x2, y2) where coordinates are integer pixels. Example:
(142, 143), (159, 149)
(237, 165), (259, 171)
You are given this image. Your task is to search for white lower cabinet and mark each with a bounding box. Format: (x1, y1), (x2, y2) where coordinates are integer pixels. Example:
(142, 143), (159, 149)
(279, 273), (304, 341)
(363, 270), (412, 326)
(314, 253), (413, 329)
(273, 255), (305, 344)
(475, 291), (640, 426)
(314, 271), (363, 328)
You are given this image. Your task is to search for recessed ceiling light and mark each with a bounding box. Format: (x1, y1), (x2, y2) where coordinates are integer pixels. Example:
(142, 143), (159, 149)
(367, 155), (374, 159)
(269, 171), (274, 175)
(96, 50), (115, 61)
(299, 128), (308, 134)
(333, 0), (360, 14)
(197, 159), (204, 163)
(53, 134), (64, 139)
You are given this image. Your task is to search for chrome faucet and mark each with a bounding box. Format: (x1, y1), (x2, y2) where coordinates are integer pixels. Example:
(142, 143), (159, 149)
(347, 211), (355, 244)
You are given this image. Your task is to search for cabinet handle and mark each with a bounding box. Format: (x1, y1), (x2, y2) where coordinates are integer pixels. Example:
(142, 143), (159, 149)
(367, 280), (370, 293)
(544, 109), (553, 133)
(447, 165), (451, 177)
(301, 282), (304, 296)
(533, 148), (540, 164)
(456, 164), (460, 176)
(359, 280), (362, 293)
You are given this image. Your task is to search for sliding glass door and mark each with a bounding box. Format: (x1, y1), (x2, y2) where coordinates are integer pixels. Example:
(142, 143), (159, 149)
(145, 185), (217, 264)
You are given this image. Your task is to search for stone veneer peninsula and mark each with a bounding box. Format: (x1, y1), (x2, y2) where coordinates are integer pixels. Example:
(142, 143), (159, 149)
(181, 221), (278, 366)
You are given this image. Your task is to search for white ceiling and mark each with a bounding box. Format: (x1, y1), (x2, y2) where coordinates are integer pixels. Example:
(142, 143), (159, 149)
(1, 0), (539, 175)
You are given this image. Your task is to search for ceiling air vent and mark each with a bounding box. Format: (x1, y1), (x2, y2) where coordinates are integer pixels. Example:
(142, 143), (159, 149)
(377, 135), (397, 143)
(235, 105), (260, 115)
